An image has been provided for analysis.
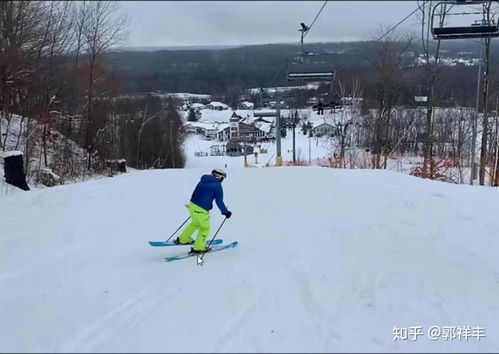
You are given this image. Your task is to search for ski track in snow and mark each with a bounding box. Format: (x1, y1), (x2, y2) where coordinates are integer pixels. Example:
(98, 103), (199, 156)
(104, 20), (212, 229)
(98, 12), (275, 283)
(1, 168), (499, 352)
(212, 285), (266, 352)
(60, 284), (164, 352)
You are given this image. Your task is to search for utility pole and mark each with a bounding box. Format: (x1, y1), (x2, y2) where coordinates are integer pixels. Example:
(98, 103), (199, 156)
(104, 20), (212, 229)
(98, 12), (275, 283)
(170, 120), (175, 168)
(243, 138), (248, 167)
(276, 92), (282, 166)
(479, 36), (491, 186)
(494, 112), (499, 186)
(292, 111), (296, 163)
(308, 132), (311, 164)
(471, 45), (482, 185)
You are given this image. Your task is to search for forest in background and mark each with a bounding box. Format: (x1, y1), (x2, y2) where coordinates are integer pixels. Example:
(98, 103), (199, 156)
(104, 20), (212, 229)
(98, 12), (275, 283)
(1, 1), (499, 187)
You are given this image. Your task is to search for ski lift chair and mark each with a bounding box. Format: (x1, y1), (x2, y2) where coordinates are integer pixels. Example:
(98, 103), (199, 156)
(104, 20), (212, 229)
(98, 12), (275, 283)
(286, 54), (335, 82)
(431, 1), (499, 39)
(286, 22), (335, 82)
(252, 88), (279, 118)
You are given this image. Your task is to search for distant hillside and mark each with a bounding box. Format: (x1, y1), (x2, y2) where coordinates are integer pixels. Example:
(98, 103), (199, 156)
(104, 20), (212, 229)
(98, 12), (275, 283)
(116, 45), (244, 52)
(104, 40), (492, 96)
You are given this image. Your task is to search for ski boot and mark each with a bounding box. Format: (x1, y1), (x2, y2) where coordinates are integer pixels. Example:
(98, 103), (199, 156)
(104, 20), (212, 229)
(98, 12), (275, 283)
(189, 247), (212, 255)
(174, 237), (194, 245)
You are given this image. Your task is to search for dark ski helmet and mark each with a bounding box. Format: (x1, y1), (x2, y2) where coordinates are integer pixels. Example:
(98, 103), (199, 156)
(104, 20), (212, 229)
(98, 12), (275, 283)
(211, 168), (227, 181)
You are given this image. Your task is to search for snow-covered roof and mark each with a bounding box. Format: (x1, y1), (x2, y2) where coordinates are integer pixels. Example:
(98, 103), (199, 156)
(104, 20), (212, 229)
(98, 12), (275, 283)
(168, 92), (211, 99)
(1, 150), (23, 158)
(253, 122), (272, 133)
(190, 103), (206, 108)
(239, 101), (254, 107)
(185, 122), (218, 130)
(341, 97), (363, 102)
(308, 120), (335, 129)
(104, 159), (127, 164)
(208, 101), (228, 108)
(247, 84), (318, 94)
(312, 122), (335, 129)
(217, 124), (230, 133)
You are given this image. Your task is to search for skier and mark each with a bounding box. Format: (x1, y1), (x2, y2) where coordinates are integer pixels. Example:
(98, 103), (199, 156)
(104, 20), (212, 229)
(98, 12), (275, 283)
(175, 169), (232, 254)
(317, 100), (324, 115)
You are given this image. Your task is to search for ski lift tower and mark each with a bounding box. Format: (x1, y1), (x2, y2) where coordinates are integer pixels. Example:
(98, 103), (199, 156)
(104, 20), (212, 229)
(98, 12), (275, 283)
(430, 0), (498, 185)
(253, 88), (283, 166)
(280, 22), (336, 166)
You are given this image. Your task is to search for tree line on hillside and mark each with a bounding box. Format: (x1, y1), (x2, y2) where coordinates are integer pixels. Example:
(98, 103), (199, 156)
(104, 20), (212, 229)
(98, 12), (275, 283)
(1, 1), (498, 187)
(0, 1), (185, 186)
(105, 39), (497, 105)
(104, 37), (499, 186)
(316, 24), (499, 186)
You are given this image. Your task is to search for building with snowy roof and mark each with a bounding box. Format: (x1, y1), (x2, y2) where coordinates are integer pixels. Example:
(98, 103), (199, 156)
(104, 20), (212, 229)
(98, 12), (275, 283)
(207, 101), (229, 110)
(216, 112), (266, 142)
(238, 101), (254, 110)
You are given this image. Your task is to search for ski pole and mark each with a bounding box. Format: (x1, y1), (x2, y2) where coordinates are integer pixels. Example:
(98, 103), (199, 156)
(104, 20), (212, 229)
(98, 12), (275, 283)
(166, 216), (190, 242)
(197, 217), (227, 265)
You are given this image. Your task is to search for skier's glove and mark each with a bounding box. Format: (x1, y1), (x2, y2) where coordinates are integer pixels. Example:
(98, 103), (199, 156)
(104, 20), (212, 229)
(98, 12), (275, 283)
(224, 211), (232, 219)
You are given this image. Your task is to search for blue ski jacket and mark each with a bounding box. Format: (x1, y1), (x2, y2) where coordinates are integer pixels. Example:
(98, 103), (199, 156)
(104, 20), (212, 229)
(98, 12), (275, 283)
(190, 175), (229, 214)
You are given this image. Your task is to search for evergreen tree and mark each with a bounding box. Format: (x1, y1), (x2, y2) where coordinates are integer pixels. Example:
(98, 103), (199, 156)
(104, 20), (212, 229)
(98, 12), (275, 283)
(187, 108), (198, 122)
(302, 123), (308, 136)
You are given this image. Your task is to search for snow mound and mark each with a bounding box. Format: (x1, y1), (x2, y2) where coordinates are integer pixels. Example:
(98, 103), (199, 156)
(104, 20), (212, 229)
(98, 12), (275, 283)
(1, 150), (23, 158)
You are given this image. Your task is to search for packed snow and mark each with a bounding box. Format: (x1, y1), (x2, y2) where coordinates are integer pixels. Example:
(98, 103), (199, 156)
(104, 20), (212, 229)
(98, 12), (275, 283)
(1, 101), (498, 352)
(1, 166), (499, 352)
(1, 150), (23, 158)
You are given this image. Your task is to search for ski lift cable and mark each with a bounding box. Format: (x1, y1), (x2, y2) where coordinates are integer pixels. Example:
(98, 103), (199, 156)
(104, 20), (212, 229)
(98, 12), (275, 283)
(302, 0), (329, 40)
(268, 62), (286, 88)
(377, 0), (430, 42)
(271, 0), (422, 87)
(267, 0), (329, 88)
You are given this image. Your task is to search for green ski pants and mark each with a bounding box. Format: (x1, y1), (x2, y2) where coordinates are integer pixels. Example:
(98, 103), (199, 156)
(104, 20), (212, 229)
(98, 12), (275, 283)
(178, 202), (211, 251)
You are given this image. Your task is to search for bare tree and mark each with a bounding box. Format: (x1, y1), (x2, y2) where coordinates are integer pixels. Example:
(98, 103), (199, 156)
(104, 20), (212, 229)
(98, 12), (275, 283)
(334, 76), (363, 167)
(478, 2), (494, 185)
(366, 28), (415, 168)
(81, 0), (128, 170)
(417, 0), (446, 179)
(0, 1), (45, 151)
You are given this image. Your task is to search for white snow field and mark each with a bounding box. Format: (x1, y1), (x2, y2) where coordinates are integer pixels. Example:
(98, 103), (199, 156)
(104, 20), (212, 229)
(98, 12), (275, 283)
(1, 167), (499, 353)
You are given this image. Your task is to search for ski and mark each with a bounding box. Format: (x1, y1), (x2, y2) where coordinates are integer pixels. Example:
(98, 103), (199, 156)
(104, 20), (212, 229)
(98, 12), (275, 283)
(149, 239), (223, 247)
(164, 241), (238, 262)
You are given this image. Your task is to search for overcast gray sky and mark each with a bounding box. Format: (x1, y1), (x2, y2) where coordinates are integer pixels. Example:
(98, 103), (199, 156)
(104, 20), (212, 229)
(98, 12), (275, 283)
(119, 1), (423, 48)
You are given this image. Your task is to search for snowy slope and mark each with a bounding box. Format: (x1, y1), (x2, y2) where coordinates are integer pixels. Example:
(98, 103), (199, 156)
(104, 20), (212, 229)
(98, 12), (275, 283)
(1, 168), (499, 352)
(184, 132), (333, 168)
